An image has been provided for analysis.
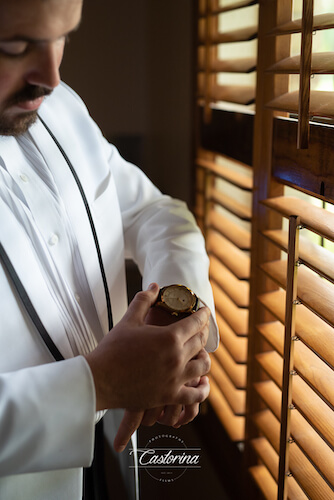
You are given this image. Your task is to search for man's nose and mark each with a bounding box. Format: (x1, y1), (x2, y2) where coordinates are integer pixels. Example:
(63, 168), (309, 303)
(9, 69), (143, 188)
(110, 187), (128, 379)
(25, 43), (62, 90)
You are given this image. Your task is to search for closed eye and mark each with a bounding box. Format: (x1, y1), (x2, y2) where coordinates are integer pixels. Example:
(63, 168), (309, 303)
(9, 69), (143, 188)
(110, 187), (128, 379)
(0, 40), (29, 57)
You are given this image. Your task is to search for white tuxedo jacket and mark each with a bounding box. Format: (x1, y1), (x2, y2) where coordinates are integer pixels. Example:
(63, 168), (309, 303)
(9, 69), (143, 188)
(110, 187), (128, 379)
(0, 82), (218, 499)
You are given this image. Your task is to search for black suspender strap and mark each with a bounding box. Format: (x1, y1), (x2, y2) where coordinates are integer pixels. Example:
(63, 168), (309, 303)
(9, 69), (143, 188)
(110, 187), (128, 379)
(0, 118), (113, 360)
(38, 116), (113, 332)
(0, 242), (65, 362)
(36, 120), (111, 500)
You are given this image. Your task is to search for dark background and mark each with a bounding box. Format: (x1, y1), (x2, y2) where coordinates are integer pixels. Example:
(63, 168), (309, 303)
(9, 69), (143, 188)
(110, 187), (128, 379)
(61, 0), (195, 205)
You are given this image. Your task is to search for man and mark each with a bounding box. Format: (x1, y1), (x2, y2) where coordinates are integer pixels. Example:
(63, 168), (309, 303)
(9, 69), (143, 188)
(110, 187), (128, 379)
(0, 0), (218, 498)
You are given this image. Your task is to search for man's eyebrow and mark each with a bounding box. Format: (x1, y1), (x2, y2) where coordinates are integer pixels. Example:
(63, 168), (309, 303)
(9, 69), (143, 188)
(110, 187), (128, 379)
(0, 20), (81, 44)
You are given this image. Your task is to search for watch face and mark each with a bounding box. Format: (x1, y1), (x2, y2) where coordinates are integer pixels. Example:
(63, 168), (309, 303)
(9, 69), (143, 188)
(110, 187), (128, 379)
(161, 285), (197, 313)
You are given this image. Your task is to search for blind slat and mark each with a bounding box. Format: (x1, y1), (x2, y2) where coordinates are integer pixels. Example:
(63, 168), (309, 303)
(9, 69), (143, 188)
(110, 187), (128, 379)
(199, 57), (256, 73)
(199, 25), (258, 44)
(210, 255), (249, 307)
(211, 356), (246, 415)
(253, 409), (334, 500)
(216, 312), (248, 363)
(256, 351), (334, 449)
(261, 260), (334, 329)
(208, 210), (251, 250)
(267, 52), (334, 75)
(262, 228), (334, 284)
(198, 83), (256, 105)
(198, 0), (257, 17)
(251, 438), (308, 500)
(258, 290), (334, 368)
(214, 342), (247, 389)
(208, 376), (245, 441)
(211, 0), (258, 15)
(212, 84), (256, 105)
(269, 13), (334, 36)
(266, 90), (334, 119)
(255, 380), (334, 487)
(212, 280), (249, 336)
(257, 321), (334, 407)
(207, 229), (250, 279)
(196, 157), (253, 190)
(249, 464), (277, 500)
(262, 196), (334, 243)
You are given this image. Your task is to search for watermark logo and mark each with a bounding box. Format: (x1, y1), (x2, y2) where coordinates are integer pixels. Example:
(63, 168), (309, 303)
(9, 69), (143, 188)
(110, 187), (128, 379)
(130, 433), (201, 483)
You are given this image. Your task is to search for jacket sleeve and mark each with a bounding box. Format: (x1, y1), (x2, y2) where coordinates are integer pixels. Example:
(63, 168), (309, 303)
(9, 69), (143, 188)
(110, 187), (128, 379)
(103, 143), (219, 352)
(56, 83), (218, 351)
(0, 356), (96, 476)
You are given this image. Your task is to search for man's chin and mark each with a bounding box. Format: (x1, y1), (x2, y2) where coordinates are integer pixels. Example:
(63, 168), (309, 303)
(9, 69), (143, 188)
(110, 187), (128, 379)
(0, 110), (39, 137)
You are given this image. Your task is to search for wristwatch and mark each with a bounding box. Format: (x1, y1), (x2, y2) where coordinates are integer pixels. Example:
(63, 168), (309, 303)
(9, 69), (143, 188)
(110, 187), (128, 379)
(154, 284), (199, 316)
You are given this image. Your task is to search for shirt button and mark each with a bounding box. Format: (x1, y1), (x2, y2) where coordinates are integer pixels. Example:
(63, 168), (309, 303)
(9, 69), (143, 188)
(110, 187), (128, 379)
(75, 293), (81, 303)
(48, 233), (59, 246)
(19, 173), (29, 182)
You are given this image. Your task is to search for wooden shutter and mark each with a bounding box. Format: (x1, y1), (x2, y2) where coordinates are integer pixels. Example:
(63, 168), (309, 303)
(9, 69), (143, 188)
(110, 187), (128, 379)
(195, 0), (259, 444)
(194, 0), (334, 498)
(247, 1), (334, 498)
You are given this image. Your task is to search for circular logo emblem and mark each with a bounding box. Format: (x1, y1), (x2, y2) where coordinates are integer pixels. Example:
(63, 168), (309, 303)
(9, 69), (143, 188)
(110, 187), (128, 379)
(135, 433), (201, 483)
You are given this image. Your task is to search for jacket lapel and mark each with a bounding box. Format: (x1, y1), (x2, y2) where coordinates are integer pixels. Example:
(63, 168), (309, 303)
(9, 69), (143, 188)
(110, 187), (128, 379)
(0, 149), (74, 358)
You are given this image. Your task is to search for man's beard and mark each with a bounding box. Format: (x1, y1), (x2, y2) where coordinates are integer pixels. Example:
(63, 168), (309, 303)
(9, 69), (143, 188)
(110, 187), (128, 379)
(0, 85), (52, 137)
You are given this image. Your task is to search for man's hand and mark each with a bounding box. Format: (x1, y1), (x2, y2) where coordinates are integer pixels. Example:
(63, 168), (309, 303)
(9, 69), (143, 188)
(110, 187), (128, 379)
(113, 376), (207, 452)
(84, 283), (211, 413)
(112, 292), (211, 453)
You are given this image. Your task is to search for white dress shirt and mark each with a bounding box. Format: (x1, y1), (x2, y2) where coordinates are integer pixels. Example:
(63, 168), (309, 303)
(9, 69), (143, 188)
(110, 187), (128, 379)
(0, 132), (103, 356)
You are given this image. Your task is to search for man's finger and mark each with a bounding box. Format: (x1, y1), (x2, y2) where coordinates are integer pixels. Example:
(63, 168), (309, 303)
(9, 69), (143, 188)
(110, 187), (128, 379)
(123, 283), (160, 324)
(158, 404), (183, 427)
(113, 410), (144, 453)
(181, 324), (209, 362)
(171, 307), (211, 359)
(173, 402), (200, 428)
(176, 375), (210, 406)
(141, 407), (164, 426)
(183, 348), (211, 384)
(171, 378), (202, 427)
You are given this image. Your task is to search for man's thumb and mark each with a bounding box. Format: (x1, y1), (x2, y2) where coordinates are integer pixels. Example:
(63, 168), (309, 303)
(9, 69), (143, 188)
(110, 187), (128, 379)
(125, 282), (160, 322)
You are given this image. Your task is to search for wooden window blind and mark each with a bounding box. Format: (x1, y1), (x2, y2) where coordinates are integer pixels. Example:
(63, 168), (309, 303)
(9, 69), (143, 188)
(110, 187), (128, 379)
(195, 0), (258, 446)
(194, 0), (334, 498)
(197, 0), (258, 121)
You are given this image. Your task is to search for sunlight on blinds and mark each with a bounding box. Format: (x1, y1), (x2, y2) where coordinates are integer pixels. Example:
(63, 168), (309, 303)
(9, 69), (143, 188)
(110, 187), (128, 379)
(283, 186), (323, 247)
(195, 1), (334, 498)
(215, 4), (258, 107)
(217, 4), (258, 33)
(197, 0), (259, 115)
(290, 0), (334, 92)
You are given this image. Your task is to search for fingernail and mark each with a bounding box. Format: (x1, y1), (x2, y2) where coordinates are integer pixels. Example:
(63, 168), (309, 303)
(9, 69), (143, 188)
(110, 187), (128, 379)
(148, 283), (157, 290)
(118, 444), (126, 453)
